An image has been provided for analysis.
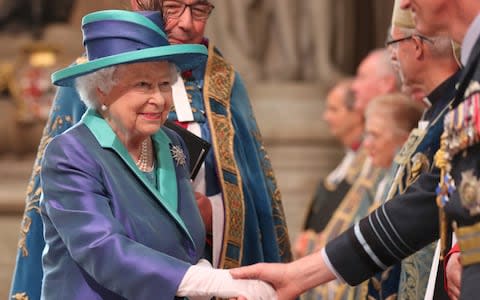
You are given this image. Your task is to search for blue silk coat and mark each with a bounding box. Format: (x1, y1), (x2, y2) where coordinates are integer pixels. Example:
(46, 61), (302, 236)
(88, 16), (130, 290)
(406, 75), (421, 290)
(39, 110), (205, 299)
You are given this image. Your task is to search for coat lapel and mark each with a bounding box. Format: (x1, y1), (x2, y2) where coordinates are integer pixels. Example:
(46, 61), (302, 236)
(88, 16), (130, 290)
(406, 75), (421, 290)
(81, 109), (193, 243)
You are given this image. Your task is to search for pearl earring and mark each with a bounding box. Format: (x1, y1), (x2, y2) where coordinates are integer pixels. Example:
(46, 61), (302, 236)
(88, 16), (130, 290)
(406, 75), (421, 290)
(100, 104), (108, 112)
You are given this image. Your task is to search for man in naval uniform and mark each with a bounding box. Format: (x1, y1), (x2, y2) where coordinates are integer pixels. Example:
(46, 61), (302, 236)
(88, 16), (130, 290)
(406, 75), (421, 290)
(9, 1), (293, 299)
(367, 1), (461, 299)
(231, 1), (480, 299)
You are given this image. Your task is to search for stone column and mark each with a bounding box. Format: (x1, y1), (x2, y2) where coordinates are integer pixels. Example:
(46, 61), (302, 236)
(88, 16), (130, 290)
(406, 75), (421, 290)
(207, 0), (394, 81)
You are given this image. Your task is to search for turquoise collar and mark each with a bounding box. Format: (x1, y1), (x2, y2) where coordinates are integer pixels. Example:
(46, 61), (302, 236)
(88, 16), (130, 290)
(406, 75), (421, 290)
(81, 109), (191, 241)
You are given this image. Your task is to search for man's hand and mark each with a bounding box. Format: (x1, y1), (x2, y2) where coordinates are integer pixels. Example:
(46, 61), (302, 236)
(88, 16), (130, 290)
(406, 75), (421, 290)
(230, 263), (300, 300)
(230, 251), (336, 300)
(446, 252), (462, 300)
(194, 192), (212, 234)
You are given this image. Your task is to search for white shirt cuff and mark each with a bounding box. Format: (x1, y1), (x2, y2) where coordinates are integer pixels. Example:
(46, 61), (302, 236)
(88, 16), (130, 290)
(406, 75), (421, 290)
(320, 247), (346, 284)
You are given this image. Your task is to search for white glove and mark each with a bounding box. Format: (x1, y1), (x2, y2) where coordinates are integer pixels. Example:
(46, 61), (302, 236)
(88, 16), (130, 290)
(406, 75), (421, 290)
(177, 259), (277, 300)
(184, 260), (214, 300)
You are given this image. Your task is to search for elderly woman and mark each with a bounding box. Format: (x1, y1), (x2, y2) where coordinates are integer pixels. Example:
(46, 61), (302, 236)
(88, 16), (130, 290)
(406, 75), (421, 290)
(41, 10), (274, 300)
(361, 93), (425, 210)
(363, 93), (424, 175)
(361, 93), (424, 299)
(298, 92), (424, 300)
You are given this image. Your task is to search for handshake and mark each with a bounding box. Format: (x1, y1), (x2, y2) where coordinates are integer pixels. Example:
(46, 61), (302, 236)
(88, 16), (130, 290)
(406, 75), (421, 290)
(177, 259), (278, 300)
(177, 252), (332, 300)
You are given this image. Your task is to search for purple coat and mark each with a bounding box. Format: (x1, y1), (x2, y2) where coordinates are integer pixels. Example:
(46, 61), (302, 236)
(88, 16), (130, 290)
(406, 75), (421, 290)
(40, 110), (205, 299)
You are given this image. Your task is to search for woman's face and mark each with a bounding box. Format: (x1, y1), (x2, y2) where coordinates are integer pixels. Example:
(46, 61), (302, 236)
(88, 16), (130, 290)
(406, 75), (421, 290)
(363, 116), (408, 168)
(99, 61), (173, 143)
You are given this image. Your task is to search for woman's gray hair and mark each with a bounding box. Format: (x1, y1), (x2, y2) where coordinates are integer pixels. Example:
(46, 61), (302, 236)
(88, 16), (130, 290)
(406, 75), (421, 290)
(75, 66), (118, 109)
(75, 62), (178, 110)
(365, 92), (424, 136)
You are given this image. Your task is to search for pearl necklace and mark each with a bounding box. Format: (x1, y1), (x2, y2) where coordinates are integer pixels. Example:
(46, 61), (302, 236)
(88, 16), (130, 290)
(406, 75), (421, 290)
(135, 139), (154, 172)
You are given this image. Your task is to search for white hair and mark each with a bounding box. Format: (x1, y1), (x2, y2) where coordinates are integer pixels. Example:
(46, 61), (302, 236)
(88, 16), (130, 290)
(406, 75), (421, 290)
(365, 92), (424, 136)
(370, 48), (402, 90)
(75, 62), (179, 109)
(399, 27), (454, 59)
(75, 66), (118, 109)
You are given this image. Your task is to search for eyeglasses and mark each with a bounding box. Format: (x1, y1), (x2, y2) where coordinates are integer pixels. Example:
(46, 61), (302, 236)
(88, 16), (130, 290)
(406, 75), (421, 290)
(162, 0), (215, 21)
(385, 34), (434, 47)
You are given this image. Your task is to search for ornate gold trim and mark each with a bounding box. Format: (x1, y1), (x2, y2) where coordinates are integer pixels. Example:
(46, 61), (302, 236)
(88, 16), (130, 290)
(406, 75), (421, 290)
(203, 44), (245, 268)
(455, 222), (480, 266)
(345, 147), (368, 184)
(252, 129), (292, 262)
(18, 113), (73, 256)
(322, 163), (382, 245)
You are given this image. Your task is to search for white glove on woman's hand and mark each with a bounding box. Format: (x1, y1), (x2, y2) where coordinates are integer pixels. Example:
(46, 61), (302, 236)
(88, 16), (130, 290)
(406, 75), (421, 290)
(183, 259), (215, 300)
(177, 259), (277, 300)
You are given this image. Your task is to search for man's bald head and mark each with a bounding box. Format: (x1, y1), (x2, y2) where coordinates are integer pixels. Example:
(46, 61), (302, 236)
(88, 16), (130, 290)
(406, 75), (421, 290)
(352, 49), (400, 113)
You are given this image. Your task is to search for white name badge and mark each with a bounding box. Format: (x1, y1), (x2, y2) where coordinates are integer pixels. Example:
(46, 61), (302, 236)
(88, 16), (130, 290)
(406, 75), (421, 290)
(172, 73), (194, 122)
(418, 120), (429, 130)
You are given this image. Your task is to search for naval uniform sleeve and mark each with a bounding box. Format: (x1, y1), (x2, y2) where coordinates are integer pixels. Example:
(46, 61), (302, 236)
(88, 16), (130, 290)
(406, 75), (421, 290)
(325, 168), (441, 285)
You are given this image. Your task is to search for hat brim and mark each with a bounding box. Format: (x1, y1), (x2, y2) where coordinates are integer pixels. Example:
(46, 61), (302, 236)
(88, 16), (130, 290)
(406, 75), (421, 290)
(52, 44), (208, 87)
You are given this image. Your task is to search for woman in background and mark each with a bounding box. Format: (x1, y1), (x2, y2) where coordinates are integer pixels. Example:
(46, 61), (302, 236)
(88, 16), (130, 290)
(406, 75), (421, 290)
(299, 92), (424, 300)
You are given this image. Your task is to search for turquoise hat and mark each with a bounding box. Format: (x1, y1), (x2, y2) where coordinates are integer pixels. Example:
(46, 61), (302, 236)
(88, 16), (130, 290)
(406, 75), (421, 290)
(51, 10), (208, 87)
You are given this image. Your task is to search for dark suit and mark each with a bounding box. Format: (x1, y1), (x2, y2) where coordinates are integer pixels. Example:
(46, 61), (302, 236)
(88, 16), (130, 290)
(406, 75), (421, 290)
(304, 179), (351, 232)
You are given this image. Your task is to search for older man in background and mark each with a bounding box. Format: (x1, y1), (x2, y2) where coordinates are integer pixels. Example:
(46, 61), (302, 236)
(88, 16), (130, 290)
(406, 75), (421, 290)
(231, 0), (480, 299)
(351, 48), (400, 113)
(367, 1), (461, 299)
(295, 79), (365, 257)
(295, 47), (400, 256)
(296, 49), (401, 299)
